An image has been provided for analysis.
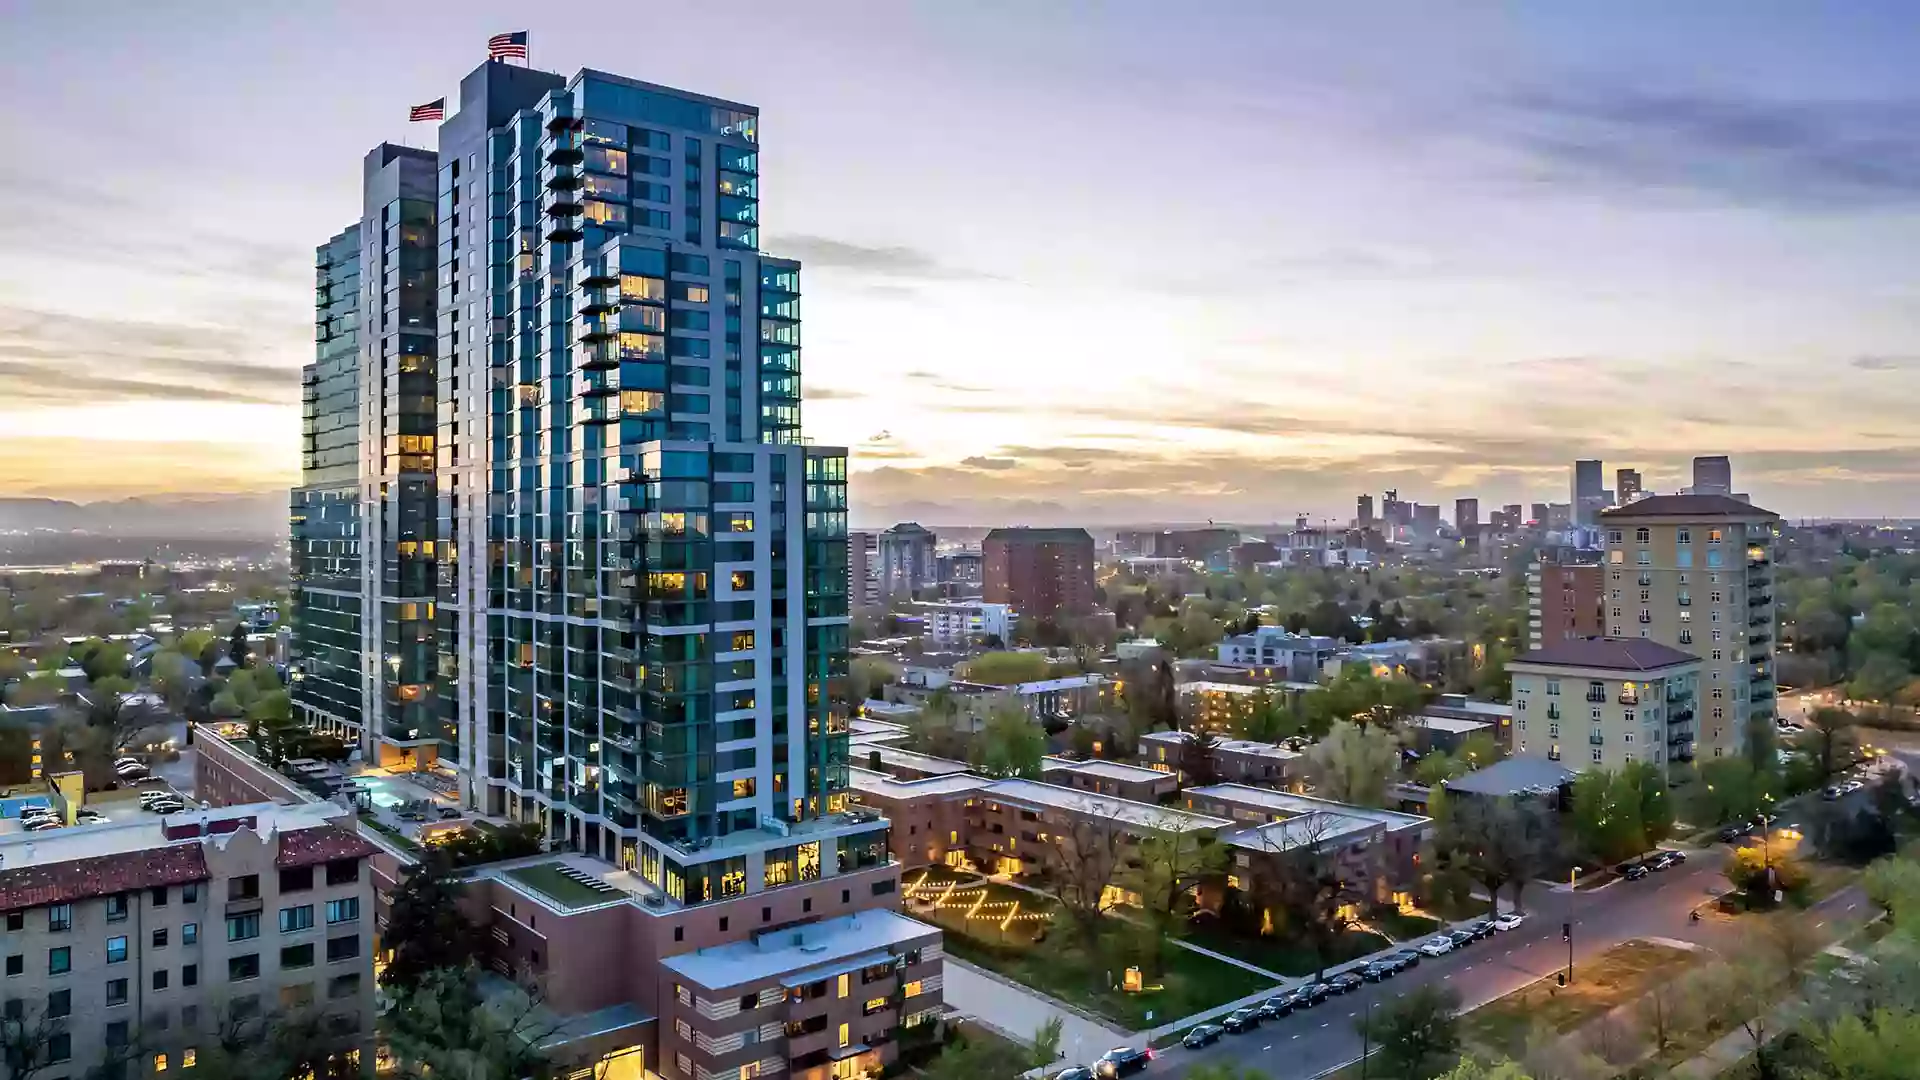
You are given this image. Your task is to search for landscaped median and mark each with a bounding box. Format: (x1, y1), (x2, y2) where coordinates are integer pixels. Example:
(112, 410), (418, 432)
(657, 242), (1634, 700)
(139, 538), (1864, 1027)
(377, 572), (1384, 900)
(902, 865), (1277, 1030)
(1457, 938), (1702, 1059)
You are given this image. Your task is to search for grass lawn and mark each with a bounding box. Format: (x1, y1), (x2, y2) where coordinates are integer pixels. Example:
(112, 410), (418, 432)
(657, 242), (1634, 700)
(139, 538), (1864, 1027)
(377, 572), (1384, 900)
(1368, 909), (1445, 941)
(1460, 939), (1702, 1059)
(945, 931), (1276, 1030)
(1184, 920), (1391, 977)
(505, 862), (619, 910)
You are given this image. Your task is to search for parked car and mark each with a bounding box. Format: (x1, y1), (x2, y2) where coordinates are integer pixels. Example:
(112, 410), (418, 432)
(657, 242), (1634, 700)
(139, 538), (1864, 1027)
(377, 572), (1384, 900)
(1389, 949), (1421, 969)
(1181, 1024), (1224, 1049)
(1222, 1009), (1262, 1034)
(1360, 959), (1399, 981)
(1468, 920), (1497, 940)
(1622, 863), (1650, 881)
(1718, 821), (1754, 843)
(1417, 936), (1454, 957)
(1328, 971), (1365, 994)
(1447, 929), (1478, 949)
(1492, 912), (1527, 931)
(1843, 779), (1867, 795)
(1822, 785), (1845, 801)
(1301, 981), (1336, 1003)
(74, 810), (105, 825)
(1256, 996), (1295, 1020)
(1652, 850), (1686, 870)
(1051, 1068), (1095, 1080)
(1094, 1048), (1152, 1078)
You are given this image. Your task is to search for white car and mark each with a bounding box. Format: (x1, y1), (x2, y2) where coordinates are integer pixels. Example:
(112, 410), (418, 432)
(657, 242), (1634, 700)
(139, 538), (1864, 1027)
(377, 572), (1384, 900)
(1416, 936), (1454, 957)
(113, 757), (142, 769)
(1491, 913), (1527, 931)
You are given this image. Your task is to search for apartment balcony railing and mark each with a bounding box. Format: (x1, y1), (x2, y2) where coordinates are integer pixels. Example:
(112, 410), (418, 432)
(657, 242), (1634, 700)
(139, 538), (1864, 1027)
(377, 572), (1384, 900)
(1749, 632), (1772, 647)
(1749, 593), (1774, 608)
(1589, 735), (1606, 746)
(1585, 691), (1608, 704)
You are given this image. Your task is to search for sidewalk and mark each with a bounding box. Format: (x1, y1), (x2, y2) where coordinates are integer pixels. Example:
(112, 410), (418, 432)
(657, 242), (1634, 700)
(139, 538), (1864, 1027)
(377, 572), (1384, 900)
(940, 956), (1131, 1065)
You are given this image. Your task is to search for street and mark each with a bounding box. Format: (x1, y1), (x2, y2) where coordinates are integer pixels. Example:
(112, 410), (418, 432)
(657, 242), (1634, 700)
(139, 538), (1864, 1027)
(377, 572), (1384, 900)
(1142, 847), (1872, 1079)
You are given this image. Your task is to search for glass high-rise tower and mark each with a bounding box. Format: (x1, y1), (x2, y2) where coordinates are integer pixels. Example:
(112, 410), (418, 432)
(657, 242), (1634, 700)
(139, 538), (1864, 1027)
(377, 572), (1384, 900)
(431, 61), (862, 885)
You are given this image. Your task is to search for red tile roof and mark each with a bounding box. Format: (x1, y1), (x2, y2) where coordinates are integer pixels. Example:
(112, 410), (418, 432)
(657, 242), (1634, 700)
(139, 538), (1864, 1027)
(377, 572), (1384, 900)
(0, 845), (209, 913)
(1599, 494), (1775, 519)
(276, 826), (379, 869)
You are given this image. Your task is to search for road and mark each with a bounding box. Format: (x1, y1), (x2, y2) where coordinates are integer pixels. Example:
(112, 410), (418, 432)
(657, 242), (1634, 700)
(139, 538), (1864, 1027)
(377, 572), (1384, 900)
(1142, 847), (1872, 1080)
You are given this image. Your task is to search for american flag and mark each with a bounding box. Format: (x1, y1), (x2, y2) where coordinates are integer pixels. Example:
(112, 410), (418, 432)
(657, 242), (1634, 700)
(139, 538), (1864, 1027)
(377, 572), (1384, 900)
(408, 98), (445, 122)
(488, 30), (529, 60)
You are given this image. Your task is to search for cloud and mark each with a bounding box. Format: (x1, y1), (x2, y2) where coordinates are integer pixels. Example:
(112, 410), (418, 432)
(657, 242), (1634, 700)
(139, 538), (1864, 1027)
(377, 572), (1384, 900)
(805, 386), (867, 401)
(0, 305), (298, 406)
(761, 235), (1001, 281)
(1851, 355), (1920, 372)
(905, 370), (993, 394)
(959, 456), (1018, 470)
(1494, 82), (1920, 210)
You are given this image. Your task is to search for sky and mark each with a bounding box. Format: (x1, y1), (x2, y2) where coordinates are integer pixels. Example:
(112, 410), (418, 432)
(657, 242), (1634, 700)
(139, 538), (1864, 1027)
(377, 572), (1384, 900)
(4, 1), (1920, 524)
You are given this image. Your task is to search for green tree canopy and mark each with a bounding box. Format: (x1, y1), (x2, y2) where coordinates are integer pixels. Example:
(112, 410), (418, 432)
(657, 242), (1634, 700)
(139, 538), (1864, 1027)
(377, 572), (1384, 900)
(1306, 720), (1402, 807)
(960, 651), (1052, 686)
(968, 708), (1046, 779)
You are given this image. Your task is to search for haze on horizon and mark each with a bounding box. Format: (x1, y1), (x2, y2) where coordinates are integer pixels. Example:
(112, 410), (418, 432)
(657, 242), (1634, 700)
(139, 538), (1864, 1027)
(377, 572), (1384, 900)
(3, 0), (1920, 524)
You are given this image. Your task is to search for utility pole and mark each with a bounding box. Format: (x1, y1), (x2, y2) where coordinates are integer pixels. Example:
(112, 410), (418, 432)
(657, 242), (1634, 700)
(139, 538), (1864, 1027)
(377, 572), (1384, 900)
(1564, 921), (1574, 985)
(1361, 994), (1373, 1080)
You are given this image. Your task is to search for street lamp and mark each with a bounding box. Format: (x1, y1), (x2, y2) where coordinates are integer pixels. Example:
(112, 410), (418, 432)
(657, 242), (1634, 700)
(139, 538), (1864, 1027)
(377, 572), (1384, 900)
(1360, 994), (1374, 1080)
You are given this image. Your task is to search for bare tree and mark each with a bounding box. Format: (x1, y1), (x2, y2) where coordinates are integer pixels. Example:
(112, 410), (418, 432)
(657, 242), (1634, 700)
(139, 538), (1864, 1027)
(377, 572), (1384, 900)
(1440, 797), (1555, 914)
(0, 1003), (70, 1080)
(1806, 706), (1858, 781)
(1252, 812), (1367, 980)
(1036, 814), (1128, 945)
(1120, 826), (1228, 974)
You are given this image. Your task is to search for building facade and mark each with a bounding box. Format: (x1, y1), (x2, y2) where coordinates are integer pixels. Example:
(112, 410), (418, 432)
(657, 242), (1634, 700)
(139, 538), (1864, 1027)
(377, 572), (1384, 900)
(291, 227), (366, 740)
(1572, 459), (1605, 527)
(911, 601), (1010, 647)
(981, 528), (1094, 620)
(1509, 638), (1700, 770)
(847, 532), (881, 610)
(1597, 495), (1778, 760)
(876, 523), (936, 599)
(1527, 555), (1604, 651)
(1690, 456), (1733, 496)
(1616, 468), (1643, 505)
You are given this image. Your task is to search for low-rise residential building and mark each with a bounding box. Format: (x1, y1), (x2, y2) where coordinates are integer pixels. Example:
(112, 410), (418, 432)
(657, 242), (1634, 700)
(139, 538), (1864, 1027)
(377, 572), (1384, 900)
(1215, 628), (1341, 678)
(1177, 682), (1263, 731)
(1138, 731), (1301, 788)
(910, 601), (1012, 648)
(0, 801), (379, 1078)
(1181, 785), (1432, 906)
(1509, 637), (1702, 770)
(1405, 715), (1496, 756)
(1040, 757), (1177, 803)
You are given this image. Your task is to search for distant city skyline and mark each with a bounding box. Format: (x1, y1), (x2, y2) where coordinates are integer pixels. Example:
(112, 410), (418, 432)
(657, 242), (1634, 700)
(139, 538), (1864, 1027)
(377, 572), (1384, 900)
(5, 2), (1920, 521)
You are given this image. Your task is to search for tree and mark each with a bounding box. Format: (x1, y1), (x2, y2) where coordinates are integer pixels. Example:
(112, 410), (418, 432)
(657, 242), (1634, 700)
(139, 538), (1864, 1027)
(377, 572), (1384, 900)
(149, 649), (198, 710)
(1805, 1009), (1920, 1080)
(1308, 721), (1402, 807)
(1457, 732), (1505, 770)
(383, 967), (576, 1080)
(1692, 754), (1781, 825)
(1305, 666), (1430, 734)
(1863, 854), (1920, 928)
(1037, 815), (1127, 945)
(922, 1024), (1048, 1080)
(0, 1001), (75, 1080)
(1414, 751), (1467, 787)
(969, 709), (1045, 779)
(1725, 844), (1809, 905)
(1027, 1017), (1063, 1071)
(1440, 797), (1555, 914)
(1435, 1061), (1534, 1080)
(1179, 729), (1221, 788)
(848, 656), (900, 705)
(380, 855), (481, 990)
(1358, 984), (1462, 1080)
(1569, 766), (1667, 865)
(1122, 827), (1228, 974)
(1251, 812), (1367, 979)
(961, 651), (1051, 686)
(1806, 707), (1859, 779)
(227, 623), (251, 668)
(1186, 1067), (1274, 1080)
(1233, 687), (1300, 743)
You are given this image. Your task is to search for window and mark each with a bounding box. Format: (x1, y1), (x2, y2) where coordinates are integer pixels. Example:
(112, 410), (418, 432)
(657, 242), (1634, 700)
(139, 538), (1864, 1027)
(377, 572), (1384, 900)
(227, 914), (259, 941)
(864, 997), (889, 1016)
(837, 973), (849, 999)
(2, 955), (16, 978)
(325, 898), (359, 925)
(154, 1052), (169, 1072)
(872, 879), (897, 896)
(1545, 679), (1560, 696)
(228, 954), (259, 981)
(1678, 528), (1691, 544)
(904, 980), (925, 998)
(280, 944), (314, 970)
(4, 912), (18, 932)
(47, 1032), (68, 1063)
(326, 935), (359, 963)
(106, 893), (128, 922)
(46, 989), (68, 1017)
(838, 1022), (850, 1048)
(183, 883), (198, 903)
(47, 905), (70, 933)
(184, 1048), (197, 1068)
(325, 859), (360, 887)
(279, 867), (313, 893)
(1636, 550), (1652, 565)
(182, 963), (197, 987)
(279, 983), (313, 1010)
(47, 947), (68, 975)
(229, 875), (259, 901)
(150, 886), (168, 907)
(107, 936), (128, 964)
(153, 968), (168, 990)
(1635, 527), (1650, 543)
(328, 973), (360, 1000)
(106, 977), (128, 1006)
(1592, 748), (1603, 762)
(279, 906), (314, 933)
(0, 999), (15, 1021)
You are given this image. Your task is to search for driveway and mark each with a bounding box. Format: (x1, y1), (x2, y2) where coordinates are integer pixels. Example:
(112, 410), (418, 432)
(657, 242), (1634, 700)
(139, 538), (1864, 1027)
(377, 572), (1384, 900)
(941, 956), (1133, 1071)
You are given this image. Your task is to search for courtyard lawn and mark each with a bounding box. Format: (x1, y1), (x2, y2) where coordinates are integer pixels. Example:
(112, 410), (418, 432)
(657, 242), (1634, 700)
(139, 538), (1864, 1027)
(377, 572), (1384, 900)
(1183, 920), (1392, 977)
(1460, 939), (1701, 1059)
(1366, 908), (1445, 942)
(505, 862), (619, 911)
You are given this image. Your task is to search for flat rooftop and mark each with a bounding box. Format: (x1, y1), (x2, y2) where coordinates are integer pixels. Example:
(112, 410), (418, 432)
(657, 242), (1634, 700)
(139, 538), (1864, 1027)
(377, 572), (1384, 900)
(858, 746), (970, 776)
(1140, 731), (1301, 760)
(981, 778), (1233, 834)
(0, 801), (342, 870)
(1227, 811), (1383, 854)
(848, 768), (990, 801)
(1183, 784), (1430, 832)
(1412, 716), (1495, 735)
(1042, 758), (1170, 783)
(660, 908), (937, 990)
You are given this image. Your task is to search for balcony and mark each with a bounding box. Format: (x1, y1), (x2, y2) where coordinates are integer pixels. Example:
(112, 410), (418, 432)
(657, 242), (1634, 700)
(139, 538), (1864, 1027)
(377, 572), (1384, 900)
(579, 396), (618, 424)
(579, 288), (617, 315)
(1669, 708), (1695, 725)
(1748, 631), (1772, 647)
(577, 313), (615, 342)
(1672, 747), (1696, 763)
(1749, 615), (1769, 628)
(1749, 593), (1774, 608)
(576, 370), (621, 397)
(1589, 735), (1606, 746)
(544, 217), (583, 243)
(1584, 692), (1607, 704)
(579, 341), (616, 370)
(546, 132), (584, 165)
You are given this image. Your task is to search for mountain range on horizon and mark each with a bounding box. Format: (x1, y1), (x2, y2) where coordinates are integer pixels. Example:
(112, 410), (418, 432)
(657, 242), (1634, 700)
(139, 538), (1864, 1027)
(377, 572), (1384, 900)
(0, 493), (289, 538)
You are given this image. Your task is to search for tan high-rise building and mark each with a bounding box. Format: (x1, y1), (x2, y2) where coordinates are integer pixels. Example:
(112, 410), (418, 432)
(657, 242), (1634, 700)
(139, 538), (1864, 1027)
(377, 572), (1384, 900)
(1597, 494), (1779, 762)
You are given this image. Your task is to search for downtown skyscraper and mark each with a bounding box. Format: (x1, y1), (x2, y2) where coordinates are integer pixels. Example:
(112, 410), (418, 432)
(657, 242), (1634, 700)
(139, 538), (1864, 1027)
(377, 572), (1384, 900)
(292, 57), (867, 888)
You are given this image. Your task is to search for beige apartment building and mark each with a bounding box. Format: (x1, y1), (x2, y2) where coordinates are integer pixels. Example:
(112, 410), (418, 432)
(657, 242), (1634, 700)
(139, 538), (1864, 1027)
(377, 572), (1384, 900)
(1510, 638), (1701, 770)
(0, 802), (378, 1078)
(1597, 495), (1779, 760)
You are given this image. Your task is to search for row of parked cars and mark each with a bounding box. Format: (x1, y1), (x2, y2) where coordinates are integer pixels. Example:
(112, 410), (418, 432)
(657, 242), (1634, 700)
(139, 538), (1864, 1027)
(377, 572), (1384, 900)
(1619, 848), (1688, 881)
(1171, 914), (1533, 1049)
